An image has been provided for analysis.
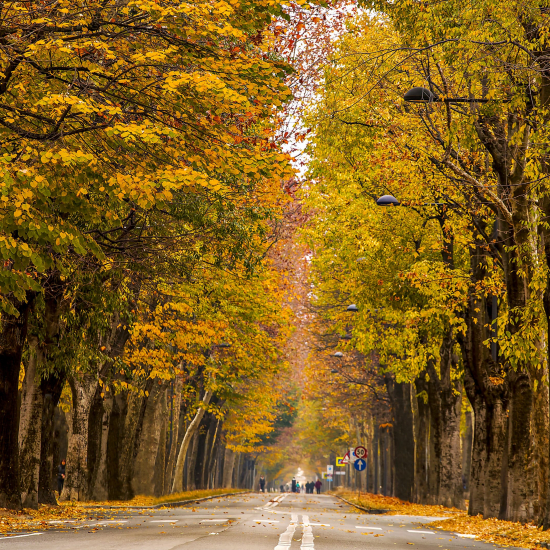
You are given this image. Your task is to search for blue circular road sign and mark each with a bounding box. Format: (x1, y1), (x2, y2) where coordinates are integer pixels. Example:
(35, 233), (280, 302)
(354, 458), (366, 472)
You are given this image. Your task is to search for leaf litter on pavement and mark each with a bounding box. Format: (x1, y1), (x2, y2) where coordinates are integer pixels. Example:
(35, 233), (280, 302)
(336, 491), (550, 549)
(0, 488), (240, 536)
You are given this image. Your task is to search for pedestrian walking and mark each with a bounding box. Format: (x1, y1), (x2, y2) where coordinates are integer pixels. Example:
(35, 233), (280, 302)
(296, 481), (300, 493)
(280, 484), (285, 493)
(291, 477), (297, 493)
(57, 459), (66, 495)
(259, 475), (266, 493)
(314, 479), (322, 494)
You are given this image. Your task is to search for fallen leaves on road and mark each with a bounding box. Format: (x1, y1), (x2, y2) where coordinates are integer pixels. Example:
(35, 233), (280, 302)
(431, 513), (550, 549)
(0, 488), (241, 536)
(333, 490), (459, 517)
(335, 491), (550, 549)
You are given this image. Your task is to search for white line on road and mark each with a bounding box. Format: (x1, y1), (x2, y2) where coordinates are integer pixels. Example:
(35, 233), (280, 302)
(301, 515), (314, 549)
(97, 521), (128, 524)
(274, 514), (298, 550)
(150, 520), (179, 523)
(356, 526), (382, 530)
(0, 533), (43, 541)
(454, 533), (476, 538)
(407, 530), (435, 534)
(47, 520), (77, 524)
(307, 523), (329, 527)
(199, 520), (228, 524)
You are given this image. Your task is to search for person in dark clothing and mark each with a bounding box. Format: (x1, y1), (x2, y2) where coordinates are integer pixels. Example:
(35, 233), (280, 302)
(259, 475), (266, 493)
(57, 460), (66, 495)
(291, 477), (297, 493)
(306, 481), (312, 494)
(314, 479), (322, 494)
(280, 484), (285, 493)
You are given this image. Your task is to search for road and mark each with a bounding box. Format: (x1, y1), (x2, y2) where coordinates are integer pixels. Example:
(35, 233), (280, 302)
(0, 492), (512, 550)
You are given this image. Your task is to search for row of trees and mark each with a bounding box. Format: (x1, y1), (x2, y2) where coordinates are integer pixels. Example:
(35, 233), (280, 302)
(0, 0), (302, 509)
(300, 0), (550, 525)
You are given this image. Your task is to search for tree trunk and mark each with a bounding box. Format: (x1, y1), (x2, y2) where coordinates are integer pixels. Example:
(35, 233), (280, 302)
(60, 374), (97, 501)
(118, 384), (150, 500)
(171, 390), (212, 493)
(89, 393), (113, 501)
(18, 345), (44, 509)
(385, 374), (414, 502)
(504, 373), (535, 521)
(132, 381), (167, 496)
(414, 376), (430, 504)
(153, 387), (168, 497)
(223, 446), (235, 488)
(38, 373), (65, 505)
(0, 295), (34, 509)
(373, 421), (379, 494)
(163, 377), (183, 495)
(193, 413), (211, 490)
(466, 376), (487, 516)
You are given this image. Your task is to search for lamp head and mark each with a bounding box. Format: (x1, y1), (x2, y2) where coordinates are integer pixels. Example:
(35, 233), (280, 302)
(404, 86), (439, 102)
(376, 195), (400, 207)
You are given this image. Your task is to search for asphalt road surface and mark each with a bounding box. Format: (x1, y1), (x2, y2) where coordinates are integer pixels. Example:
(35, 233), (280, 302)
(0, 493), (515, 550)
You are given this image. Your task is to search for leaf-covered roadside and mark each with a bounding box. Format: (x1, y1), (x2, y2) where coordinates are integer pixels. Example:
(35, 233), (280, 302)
(334, 490), (460, 517)
(0, 488), (240, 535)
(337, 491), (550, 549)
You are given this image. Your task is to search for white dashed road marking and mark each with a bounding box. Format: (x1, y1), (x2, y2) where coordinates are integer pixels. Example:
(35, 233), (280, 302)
(407, 530), (435, 534)
(300, 515), (314, 549)
(356, 526), (382, 530)
(274, 514), (298, 550)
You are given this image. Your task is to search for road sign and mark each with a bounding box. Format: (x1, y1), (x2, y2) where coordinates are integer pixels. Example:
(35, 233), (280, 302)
(341, 451), (350, 464)
(335, 471), (346, 476)
(355, 446), (368, 459)
(322, 472), (333, 480)
(336, 457), (345, 467)
(327, 465), (334, 474)
(354, 458), (367, 472)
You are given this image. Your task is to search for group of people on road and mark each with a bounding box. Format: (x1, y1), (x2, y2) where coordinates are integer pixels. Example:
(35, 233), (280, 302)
(305, 480), (322, 494)
(288, 477), (322, 494)
(261, 474), (324, 494)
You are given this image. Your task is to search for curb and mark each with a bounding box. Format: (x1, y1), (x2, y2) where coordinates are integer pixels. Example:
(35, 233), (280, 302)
(332, 494), (389, 514)
(78, 491), (252, 510)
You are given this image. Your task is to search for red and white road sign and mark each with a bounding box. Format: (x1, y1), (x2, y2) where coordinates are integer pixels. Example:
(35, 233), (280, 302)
(341, 451), (350, 464)
(355, 446), (368, 459)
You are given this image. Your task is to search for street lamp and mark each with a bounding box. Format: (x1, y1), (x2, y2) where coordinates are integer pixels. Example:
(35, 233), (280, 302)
(404, 86), (490, 104)
(376, 195), (400, 207)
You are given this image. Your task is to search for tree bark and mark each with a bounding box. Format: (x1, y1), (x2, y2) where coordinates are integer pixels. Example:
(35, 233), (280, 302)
(171, 390), (212, 493)
(0, 295), (34, 509)
(18, 344), (44, 509)
(385, 374), (414, 502)
(223, 446), (235, 488)
(163, 377), (183, 495)
(504, 373), (535, 521)
(60, 374), (97, 501)
(38, 372), (65, 505)
(414, 376), (430, 504)
(89, 392), (113, 501)
(132, 381), (167, 496)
